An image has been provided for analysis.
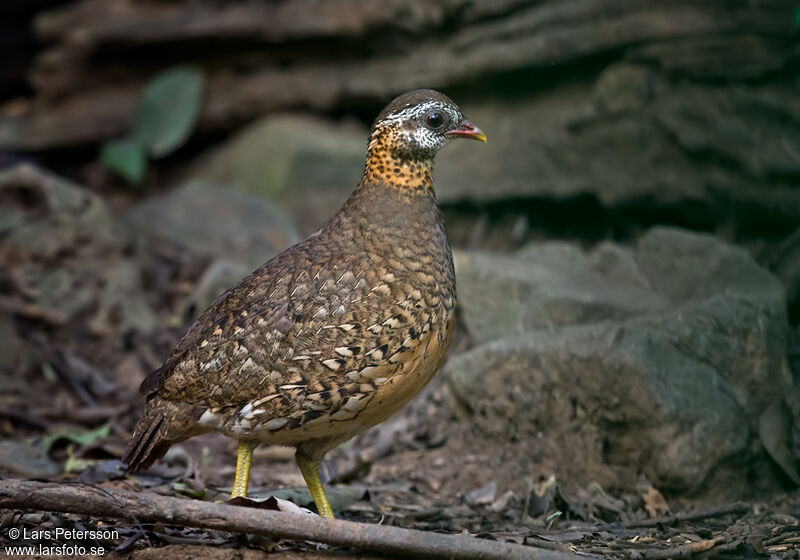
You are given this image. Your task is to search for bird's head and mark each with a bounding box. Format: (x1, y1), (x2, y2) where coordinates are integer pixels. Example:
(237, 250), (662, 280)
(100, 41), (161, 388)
(368, 89), (486, 162)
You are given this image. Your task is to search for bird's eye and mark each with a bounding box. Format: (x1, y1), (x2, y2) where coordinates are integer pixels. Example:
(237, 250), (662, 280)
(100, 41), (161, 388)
(425, 110), (445, 129)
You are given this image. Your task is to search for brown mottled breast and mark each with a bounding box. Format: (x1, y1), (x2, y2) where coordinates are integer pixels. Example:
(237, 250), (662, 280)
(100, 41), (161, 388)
(152, 179), (455, 444)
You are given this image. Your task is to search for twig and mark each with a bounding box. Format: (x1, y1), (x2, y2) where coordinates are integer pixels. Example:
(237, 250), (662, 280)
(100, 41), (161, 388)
(0, 408), (49, 430)
(700, 539), (743, 558)
(25, 331), (97, 408)
(622, 503), (750, 529)
(629, 536), (726, 560)
(0, 480), (587, 560)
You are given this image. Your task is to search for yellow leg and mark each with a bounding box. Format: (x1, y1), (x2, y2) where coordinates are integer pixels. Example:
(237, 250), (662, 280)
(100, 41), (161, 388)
(231, 440), (257, 499)
(296, 454), (334, 518)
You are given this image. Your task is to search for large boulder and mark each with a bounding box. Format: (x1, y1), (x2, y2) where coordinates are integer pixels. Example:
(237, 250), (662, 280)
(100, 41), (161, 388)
(7, 0), (795, 165)
(127, 181), (301, 271)
(434, 228), (796, 498)
(436, 63), (800, 227)
(185, 63), (800, 236)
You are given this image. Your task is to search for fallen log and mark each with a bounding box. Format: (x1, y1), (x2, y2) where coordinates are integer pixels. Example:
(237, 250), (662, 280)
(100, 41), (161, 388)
(0, 479), (586, 560)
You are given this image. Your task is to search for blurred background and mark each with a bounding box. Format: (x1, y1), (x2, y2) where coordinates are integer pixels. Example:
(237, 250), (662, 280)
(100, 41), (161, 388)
(1, 0), (799, 541)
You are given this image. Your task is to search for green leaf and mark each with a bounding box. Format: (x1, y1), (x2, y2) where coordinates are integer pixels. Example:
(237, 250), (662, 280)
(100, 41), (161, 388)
(41, 361), (58, 383)
(64, 444), (92, 473)
(101, 137), (147, 184)
(795, 5), (800, 27)
(41, 421), (112, 455)
(172, 481), (207, 499)
(134, 66), (205, 158)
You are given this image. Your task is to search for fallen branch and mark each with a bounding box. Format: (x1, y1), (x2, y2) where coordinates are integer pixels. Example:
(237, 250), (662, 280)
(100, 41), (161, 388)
(629, 536), (726, 560)
(0, 480), (584, 560)
(622, 503), (750, 529)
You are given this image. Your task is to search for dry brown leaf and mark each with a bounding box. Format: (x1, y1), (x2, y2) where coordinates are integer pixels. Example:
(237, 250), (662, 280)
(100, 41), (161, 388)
(643, 486), (670, 518)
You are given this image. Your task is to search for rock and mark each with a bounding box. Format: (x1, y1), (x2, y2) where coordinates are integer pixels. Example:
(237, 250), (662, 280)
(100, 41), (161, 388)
(759, 400), (800, 486)
(127, 181), (301, 270)
(6, 0), (793, 158)
(465, 481), (497, 506)
(436, 63), (800, 225)
(0, 163), (158, 335)
(0, 440), (61, 479)
(439, 228), (794, 498)
(769, 226), (800, 324)
(180, 62), (800, 232)
(626, 35), (800, 82)
(192, 115), (365, 234)
(453, 241), (668, 342)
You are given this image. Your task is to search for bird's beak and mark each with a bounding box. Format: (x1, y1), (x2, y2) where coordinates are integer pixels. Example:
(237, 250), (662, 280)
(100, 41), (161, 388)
(444, 119), (487, 143)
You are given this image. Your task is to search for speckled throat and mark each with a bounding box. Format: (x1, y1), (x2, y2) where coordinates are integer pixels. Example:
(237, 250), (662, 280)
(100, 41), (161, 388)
(362, 120), (435, 195)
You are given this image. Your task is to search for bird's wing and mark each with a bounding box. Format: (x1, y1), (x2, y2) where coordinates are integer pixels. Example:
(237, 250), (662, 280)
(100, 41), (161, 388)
(151, 236), (447, 404)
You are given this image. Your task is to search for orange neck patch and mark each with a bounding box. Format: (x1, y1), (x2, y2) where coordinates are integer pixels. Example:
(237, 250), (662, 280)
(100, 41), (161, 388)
(361, 125), (434, 194)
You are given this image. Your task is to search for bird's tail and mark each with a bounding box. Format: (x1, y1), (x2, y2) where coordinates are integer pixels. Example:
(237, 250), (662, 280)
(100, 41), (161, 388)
(122, 397), (204, 471)
(121, 405), (171, 471)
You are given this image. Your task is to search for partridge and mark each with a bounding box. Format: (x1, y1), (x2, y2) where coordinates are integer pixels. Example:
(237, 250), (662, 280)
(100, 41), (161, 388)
(122, 89), (486, 518)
